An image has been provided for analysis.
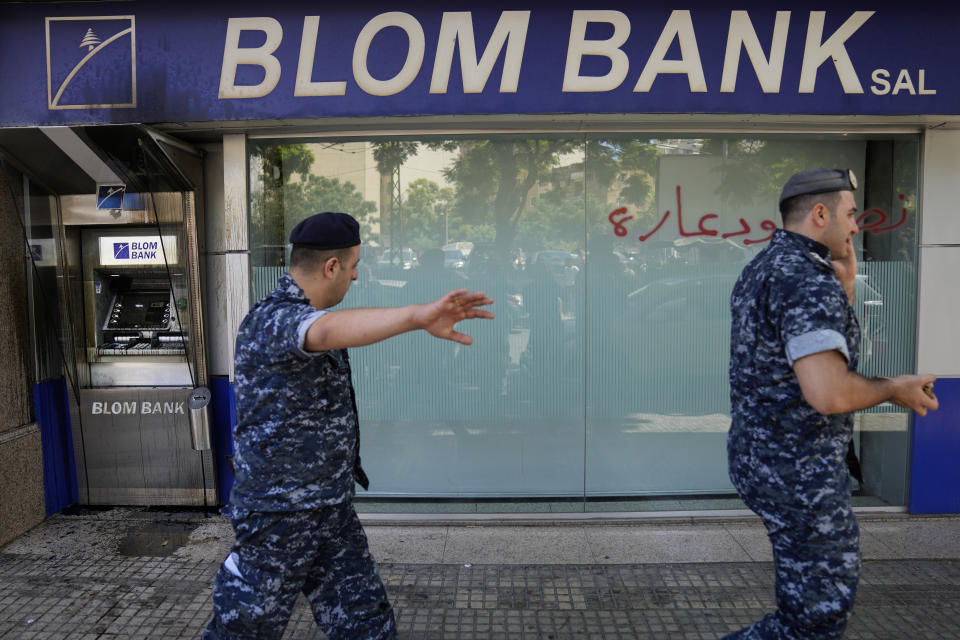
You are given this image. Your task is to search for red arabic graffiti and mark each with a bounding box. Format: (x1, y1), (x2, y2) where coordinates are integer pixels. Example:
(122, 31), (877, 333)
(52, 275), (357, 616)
(608, 186), (910, 245)
(856, 193), (909, 234)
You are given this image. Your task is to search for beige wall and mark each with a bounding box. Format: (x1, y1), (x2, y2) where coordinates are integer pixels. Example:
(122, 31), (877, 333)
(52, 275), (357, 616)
(0, 165), (46, 546)
(918, 129), (960, 376)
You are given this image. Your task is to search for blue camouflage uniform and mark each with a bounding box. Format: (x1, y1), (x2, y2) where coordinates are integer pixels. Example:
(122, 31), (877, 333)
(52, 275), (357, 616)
(204, 272), (396, 640)
(724, 229), (861, 640)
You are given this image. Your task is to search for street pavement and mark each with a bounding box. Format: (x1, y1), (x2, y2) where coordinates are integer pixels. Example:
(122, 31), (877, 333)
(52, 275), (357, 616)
(1, 508), (959, 639)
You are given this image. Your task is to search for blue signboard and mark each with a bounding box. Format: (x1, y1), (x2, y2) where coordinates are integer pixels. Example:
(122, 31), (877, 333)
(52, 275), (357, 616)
(96, 184), (125, 210)
(0, 1), (956, 127)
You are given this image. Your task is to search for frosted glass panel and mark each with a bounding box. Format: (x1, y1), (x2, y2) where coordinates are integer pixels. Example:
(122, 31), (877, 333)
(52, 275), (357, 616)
(856, 262), (917, 383)
(247, 133), (920, 508)
(584, 136), (872, 497)
(250, 137), (586, 497)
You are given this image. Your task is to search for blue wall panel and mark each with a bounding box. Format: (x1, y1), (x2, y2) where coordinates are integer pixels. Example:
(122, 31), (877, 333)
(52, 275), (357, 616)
(909, 377), (960, 514)
(33, 378), (77, 515)
(210, 376), (236, 506)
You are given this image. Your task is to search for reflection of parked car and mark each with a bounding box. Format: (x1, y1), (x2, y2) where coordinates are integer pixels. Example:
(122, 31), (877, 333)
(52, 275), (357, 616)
(377, 248), (419, 270)
(613, 250), (647, 274)
(532, 250), (581, 287)
(534, 250), (579, 270)
(443, 241), (474, 258)
(620, 273), (737, 414)
(443, 248), (466, 269)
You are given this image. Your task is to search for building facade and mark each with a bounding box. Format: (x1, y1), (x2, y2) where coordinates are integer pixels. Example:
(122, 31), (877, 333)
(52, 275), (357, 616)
(0, 1), (958, 536)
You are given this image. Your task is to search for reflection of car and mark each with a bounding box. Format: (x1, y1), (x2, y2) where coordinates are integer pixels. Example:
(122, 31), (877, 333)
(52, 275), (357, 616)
(532, 250), (581, 287)
(671, 236), (754, 264)
(534, 250), (579, 270)
(620, 273), (737, 414)
(443, 241), (474, 258)
(443, 248), (466, 269)
(377, 248), (419, 270)
(613, 250), (646, 274)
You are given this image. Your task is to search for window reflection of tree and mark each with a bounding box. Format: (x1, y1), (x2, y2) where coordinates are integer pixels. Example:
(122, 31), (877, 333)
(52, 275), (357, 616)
(706, 138), (863, 215)
(250, 143), (378, 268)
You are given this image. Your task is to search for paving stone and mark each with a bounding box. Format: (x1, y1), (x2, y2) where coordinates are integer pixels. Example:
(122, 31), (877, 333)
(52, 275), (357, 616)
(3, 511), (960, 638)
(2, 552), (960, 638)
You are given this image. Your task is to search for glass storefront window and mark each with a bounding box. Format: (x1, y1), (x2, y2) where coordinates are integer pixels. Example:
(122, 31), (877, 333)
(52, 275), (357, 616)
(247, 132), (920, 513)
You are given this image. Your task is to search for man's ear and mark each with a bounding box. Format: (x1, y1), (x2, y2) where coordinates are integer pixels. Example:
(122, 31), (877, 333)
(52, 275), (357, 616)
(322, 256), (340, 279)
(812, 203), (828, 228)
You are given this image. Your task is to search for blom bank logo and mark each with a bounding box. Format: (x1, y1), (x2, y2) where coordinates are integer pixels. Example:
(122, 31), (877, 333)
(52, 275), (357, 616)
(45, 15), (136, 110)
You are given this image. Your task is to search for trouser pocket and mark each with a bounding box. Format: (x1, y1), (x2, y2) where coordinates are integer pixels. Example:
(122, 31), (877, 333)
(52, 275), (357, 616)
(211, 550), (297, 640)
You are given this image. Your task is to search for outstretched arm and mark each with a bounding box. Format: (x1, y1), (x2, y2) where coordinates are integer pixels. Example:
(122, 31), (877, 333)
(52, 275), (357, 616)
(304, 289), (494, 352)
(793, 350), (938, 416)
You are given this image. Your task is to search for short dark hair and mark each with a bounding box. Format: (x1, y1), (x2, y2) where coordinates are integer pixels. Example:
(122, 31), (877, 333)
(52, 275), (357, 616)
(289, 246), (352, 271)
(780, 191), (842, 226)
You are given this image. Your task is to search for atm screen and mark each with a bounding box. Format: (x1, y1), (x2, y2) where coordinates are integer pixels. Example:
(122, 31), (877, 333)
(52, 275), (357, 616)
(106, 291), (171, 330)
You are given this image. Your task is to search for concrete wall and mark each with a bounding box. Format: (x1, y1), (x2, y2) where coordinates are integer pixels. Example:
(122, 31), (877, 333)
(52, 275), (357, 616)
(204, 135), (249, 382)
(0, 165), (46, 546)
(202, 136), (248, 503)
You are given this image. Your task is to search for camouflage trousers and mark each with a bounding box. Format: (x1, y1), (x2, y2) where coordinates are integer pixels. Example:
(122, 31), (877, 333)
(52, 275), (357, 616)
(203, 499), (396, 640)
(723, 448), (861, 639)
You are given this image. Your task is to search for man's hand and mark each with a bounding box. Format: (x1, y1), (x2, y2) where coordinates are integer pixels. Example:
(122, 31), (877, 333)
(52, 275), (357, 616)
(412, 289), (494, 345)
(887, 374), (939, 416)
(831, 249), (857, 305)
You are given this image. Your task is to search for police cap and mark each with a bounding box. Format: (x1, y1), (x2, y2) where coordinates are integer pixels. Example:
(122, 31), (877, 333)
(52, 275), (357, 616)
(289, 212), (361, 250)
(778, 168), (858, 213)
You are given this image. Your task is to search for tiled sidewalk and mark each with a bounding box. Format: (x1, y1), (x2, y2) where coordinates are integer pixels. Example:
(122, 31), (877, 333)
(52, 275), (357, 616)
(2, 510), (960, 639)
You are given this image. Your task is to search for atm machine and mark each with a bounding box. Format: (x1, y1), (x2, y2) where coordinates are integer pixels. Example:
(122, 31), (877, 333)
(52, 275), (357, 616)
(5, 125), (217, 506)
(84, 229), (187, 362)
(76, 223), (214, 505)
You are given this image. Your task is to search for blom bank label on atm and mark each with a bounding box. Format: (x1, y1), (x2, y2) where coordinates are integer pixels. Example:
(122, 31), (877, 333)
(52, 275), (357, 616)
(99, 235), (178, 266)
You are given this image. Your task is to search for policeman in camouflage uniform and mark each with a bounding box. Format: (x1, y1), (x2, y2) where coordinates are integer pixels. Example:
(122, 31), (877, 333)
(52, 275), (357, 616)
(724, 169), (938, 640)
(204, 212), (494, 640)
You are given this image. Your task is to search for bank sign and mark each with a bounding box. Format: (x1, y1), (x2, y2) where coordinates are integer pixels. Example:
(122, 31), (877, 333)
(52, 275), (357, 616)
(99, 235), (178, 266)
(0, 0), (955, 126)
